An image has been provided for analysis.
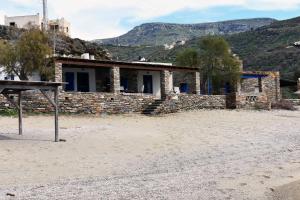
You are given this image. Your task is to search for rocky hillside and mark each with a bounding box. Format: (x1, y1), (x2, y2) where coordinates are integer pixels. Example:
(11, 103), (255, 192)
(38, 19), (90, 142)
(0, 25), (110, 60)
(226, 17), (300, 78)
(101, 16), (300, 80)
(95, 18), (276, 46)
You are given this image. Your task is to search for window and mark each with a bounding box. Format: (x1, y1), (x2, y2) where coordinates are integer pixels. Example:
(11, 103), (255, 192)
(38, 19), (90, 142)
(9, 22), (16, 27)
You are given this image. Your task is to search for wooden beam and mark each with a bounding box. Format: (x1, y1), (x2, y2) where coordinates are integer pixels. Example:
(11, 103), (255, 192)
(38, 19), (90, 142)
(18, 92), (23, 135)
(2, 93), (19, 110)
(60, 60), (198, 72)
(40, 90), (56, 107)
(54, 87), (59, 142)
(0, 85), (55, 91)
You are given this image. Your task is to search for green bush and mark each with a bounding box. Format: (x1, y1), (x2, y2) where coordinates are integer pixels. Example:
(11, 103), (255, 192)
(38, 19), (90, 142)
(0, 108), (18, 116)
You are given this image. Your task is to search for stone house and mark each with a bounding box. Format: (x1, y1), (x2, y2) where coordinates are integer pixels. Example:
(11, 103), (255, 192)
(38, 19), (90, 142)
(0, 57), (226, 114)
(233, 71), (281, 109)
(0, 57), (281, 114)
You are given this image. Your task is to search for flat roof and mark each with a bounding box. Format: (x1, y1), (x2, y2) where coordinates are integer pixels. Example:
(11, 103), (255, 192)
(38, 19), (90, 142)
(55, 57), (199, 72)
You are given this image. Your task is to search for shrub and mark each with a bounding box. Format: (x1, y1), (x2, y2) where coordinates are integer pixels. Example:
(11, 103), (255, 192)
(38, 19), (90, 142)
(271, 99), (297, 111)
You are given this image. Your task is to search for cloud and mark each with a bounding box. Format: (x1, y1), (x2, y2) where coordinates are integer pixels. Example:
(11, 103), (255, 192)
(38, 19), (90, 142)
(2, 0), (300, 39)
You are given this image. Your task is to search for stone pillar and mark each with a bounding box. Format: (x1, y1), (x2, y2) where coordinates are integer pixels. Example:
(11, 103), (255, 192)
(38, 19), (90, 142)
(54, 62), (63, 82)
(110, 66), (120, 94)
(54, 62), (63, 90)
(190, 71), (201, 95)
(161, 70), (173, 99)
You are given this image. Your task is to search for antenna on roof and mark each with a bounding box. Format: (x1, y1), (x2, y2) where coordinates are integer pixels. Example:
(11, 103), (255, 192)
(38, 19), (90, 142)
(42, 0), (48, 31)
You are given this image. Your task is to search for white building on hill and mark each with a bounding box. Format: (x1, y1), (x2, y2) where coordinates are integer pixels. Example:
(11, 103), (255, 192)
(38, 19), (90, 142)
(4, 14), (71, 36)
(4, 14), (42, 29)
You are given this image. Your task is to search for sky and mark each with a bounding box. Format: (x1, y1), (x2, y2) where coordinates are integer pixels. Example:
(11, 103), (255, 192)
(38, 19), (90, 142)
(1, 0), (300, 40)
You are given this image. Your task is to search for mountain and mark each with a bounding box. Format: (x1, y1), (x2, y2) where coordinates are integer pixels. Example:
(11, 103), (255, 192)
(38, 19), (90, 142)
(226, 17), (300, 78)
(95, 18), (276, 46)
(101, 16), (300, 80)
(0, 25), (110, 60)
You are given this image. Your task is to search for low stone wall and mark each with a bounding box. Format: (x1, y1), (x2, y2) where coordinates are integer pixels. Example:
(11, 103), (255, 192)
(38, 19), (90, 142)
(0, 92), (156, 114)
(0, 92), (227, 115)
(286, 99), (300, 106)
(236, 93), (271, 110)
(155, 94), (226, 114)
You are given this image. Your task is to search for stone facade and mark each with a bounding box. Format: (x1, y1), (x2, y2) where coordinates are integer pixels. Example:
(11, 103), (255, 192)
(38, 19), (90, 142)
(240, 72), (281, 103)
(235, 93), (271, 110)
(154, 94), (226, 114)
(262, 72), (281, 102)
(233, 71), (281, 109)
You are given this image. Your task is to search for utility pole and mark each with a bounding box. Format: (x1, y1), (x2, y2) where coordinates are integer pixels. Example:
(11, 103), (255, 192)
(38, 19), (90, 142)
(42, 0), (48, 31)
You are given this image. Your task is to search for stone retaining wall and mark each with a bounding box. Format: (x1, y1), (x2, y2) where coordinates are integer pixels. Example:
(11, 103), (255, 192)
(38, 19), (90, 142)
(0, 92), (156, 114)
(0, 92), (227, 115)
(286, 99), (300, 106)
(155, 94), (226, 114)
(236, 93), (271, 110)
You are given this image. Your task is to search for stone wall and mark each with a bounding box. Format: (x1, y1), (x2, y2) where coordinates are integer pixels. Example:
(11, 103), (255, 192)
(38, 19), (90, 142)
(154, 94), (226, 114)
(235, 93), (271, 110)
(241, 78), (260, 93)
(262, 72), (281, 102)
(240, 72), (281, 103)
(0, 92), (227, 115)
(0, 92), (156, 114)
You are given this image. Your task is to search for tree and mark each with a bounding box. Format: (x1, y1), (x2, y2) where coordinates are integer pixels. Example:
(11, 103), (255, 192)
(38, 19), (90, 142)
(176, 48), (199, 68)
(176, 36), (241, 94)
(0, 28), (53, 80)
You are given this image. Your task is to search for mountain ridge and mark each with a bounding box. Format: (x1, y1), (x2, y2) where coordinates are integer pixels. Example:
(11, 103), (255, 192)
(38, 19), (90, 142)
(95, 18), (276, 46)
(100, 16), (300, 80)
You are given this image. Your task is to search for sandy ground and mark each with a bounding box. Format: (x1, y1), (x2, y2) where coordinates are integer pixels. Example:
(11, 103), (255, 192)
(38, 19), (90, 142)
(0, 110), (300, 200)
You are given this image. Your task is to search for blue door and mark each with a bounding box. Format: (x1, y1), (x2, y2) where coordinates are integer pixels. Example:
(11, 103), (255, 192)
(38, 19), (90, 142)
(65, 72), (75, 91)
(143, 75), (153, 94)
(77, 72), (90, 92)
(180, 83), (189, 93)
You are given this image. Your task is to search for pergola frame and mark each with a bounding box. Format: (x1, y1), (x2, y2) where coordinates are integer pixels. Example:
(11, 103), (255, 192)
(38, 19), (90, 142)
(0, 80), (63, 142)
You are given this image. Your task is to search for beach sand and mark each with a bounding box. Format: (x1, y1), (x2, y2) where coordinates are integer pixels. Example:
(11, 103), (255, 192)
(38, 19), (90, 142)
(0, 109), (300, 199)
(272, 180), (300, 200)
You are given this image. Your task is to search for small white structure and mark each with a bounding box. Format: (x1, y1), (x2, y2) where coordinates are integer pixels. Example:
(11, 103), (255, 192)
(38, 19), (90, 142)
(4, 14), (71, 36)
(48, 18), (71, 36)
(4, 14), (42, 29)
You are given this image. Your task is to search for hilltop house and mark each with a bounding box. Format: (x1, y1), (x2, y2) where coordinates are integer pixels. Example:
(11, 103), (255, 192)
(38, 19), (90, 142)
(4, 14), (71, 36)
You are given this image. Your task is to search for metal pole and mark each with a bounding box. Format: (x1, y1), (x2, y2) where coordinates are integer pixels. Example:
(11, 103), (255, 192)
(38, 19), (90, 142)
(42, 0), (48, 31)
(18, 92), (22, 135)
(54, 87), (59, 142)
